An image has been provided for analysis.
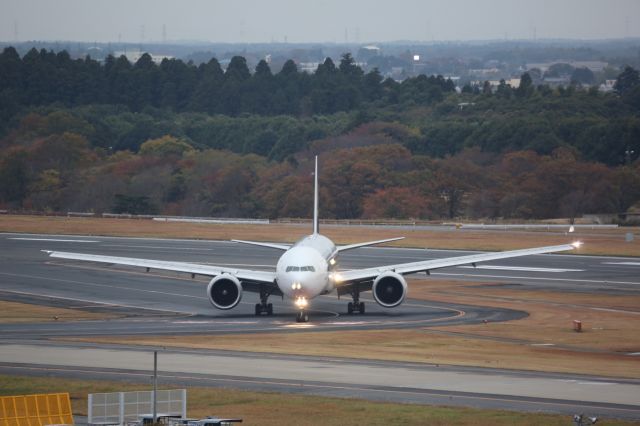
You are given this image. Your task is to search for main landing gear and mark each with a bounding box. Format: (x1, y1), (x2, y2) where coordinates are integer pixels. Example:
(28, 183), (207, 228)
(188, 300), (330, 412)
(347, 284), (365, 315)
(296, 310), (309, 323)
(254, 287), (273, 316)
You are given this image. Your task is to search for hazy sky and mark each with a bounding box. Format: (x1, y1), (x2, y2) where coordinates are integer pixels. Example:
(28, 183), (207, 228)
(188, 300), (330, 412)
(2, 0), (640, 43)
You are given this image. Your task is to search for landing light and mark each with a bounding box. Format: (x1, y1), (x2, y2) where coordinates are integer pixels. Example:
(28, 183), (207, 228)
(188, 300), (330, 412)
(329, 258), (336, 266)
(572, 241), (583, 249)
(295, 297), (308, 308)
(291, 282), (302, 290)
(331, 272), (343, 283)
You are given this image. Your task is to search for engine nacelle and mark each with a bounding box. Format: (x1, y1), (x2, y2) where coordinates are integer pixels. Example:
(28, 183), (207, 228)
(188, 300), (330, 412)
(207, 274), (242, 310)
(372, 271), (407, 308)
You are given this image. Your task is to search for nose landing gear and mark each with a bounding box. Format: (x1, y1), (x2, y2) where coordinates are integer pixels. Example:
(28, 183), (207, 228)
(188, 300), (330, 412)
(296, 310), (309, 323)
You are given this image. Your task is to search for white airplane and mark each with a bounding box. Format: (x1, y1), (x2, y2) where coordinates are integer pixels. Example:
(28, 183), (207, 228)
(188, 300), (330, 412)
(44, 157), (581, 322)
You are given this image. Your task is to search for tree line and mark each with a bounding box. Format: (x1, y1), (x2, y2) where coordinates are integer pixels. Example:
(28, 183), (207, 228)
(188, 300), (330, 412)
(1, 123), (638, 221)
(0, 46), (454, 127)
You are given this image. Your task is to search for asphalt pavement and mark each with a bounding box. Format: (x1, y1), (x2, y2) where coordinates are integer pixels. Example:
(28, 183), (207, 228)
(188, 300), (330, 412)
(0, 232), (639, 420)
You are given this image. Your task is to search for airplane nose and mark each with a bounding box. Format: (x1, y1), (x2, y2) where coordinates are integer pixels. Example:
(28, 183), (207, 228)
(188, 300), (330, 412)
(286, 273), (321, 298)
(290, 281), (304, 294)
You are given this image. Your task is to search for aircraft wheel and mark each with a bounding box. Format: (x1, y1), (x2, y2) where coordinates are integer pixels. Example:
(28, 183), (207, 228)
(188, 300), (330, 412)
(347, 302), (353, 315)
(267, 303), (273, 315)
(296, 311), (309, 322)
(359, 302), (365, 314)
(254, 303), (261, 316)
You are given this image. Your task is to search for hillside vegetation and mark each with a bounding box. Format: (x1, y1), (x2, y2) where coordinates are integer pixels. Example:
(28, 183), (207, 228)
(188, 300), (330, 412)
(1, 47), (639, 220)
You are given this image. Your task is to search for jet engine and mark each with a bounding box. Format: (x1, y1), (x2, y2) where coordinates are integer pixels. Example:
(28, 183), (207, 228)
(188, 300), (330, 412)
(207, 274), (242, 310)
(372, 271), (407, 308)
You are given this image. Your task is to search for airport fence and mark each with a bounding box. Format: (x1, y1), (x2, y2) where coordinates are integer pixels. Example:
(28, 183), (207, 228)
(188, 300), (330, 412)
(87, 389), (186, 425)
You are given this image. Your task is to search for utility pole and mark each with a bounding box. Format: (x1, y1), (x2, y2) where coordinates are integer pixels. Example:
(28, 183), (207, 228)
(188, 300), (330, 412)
(153, 350), (158, 424)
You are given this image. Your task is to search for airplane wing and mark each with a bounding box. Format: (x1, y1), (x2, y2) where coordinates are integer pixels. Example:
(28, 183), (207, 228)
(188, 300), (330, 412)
(335, 243), (580, 285)
(336, 237), (405, 252)
(231, 240), (290, 250)
(42, 250), (276, 284)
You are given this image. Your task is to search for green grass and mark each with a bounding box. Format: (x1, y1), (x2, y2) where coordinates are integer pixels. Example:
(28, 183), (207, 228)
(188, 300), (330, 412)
(1, 374), (637, 426)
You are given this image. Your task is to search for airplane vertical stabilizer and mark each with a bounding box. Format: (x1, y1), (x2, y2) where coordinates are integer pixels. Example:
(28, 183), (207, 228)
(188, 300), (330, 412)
(313, 155), (319, 235)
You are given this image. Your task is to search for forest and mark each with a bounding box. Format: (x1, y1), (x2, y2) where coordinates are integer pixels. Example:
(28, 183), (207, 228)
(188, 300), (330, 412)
(0, 46), (639, 221)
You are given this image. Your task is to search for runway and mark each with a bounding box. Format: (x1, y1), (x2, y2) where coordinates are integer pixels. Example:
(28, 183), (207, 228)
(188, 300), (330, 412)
(1, 232), (639, 419)
(0, 232), (541, 335)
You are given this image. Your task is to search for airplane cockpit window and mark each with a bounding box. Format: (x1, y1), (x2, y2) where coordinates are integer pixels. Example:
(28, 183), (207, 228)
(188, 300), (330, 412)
(286, 266), (315, 272)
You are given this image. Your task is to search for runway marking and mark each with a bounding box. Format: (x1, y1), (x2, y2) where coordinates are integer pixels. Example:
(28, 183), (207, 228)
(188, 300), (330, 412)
(430, 272), (640, 286)
(1, 364), (638, 414)
(0, 288), (189, 315)
(591, 307), (640, 315)
(458, 265), (583, 273)
(8, 238), (99, 243)
(603, 262), (640, 266)
(561, 379), (615, 386)
(102, 244), (214, 250)
(282, 323), (317, 329)
(172, 320), (260, 324)
(531, 343), (555, 346)
(0, 271), (206, 299)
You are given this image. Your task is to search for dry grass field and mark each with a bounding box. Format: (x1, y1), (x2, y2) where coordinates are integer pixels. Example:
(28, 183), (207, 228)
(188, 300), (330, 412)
(0, 300), (118, 323)
(1, 214), (639, 256)
(2, 374), (637, 426)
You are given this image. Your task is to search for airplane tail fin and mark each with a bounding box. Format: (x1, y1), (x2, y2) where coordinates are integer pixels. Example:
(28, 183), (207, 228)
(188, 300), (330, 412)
(313, 155), (319, 235)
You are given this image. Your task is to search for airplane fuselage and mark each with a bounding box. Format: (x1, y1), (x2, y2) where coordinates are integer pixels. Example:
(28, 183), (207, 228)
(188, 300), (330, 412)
(275, 234), (337, 306)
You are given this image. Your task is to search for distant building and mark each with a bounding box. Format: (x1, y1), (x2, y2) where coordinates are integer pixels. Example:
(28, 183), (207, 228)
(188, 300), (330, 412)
(506, 78), (521, 88)
(543, 76), (571, 87)
(299, 62), (320, 73)
(357, 45), (381, 61)
(113, 50), (173, 64)
(468, 68), (501, 78)
(599, 79), (617, 92)
(525, 60), (608, 73)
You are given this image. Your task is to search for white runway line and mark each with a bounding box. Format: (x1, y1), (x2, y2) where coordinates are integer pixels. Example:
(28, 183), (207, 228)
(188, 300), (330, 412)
(457, 265), (583, 273)
(102, 244), (214, 250)
(603, 262), (640, 266)
(9, 238), (99, 243)
(431, 272), (640, 286)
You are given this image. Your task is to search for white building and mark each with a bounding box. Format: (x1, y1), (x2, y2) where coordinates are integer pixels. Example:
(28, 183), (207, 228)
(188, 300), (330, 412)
(113, 50), (173, 64)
